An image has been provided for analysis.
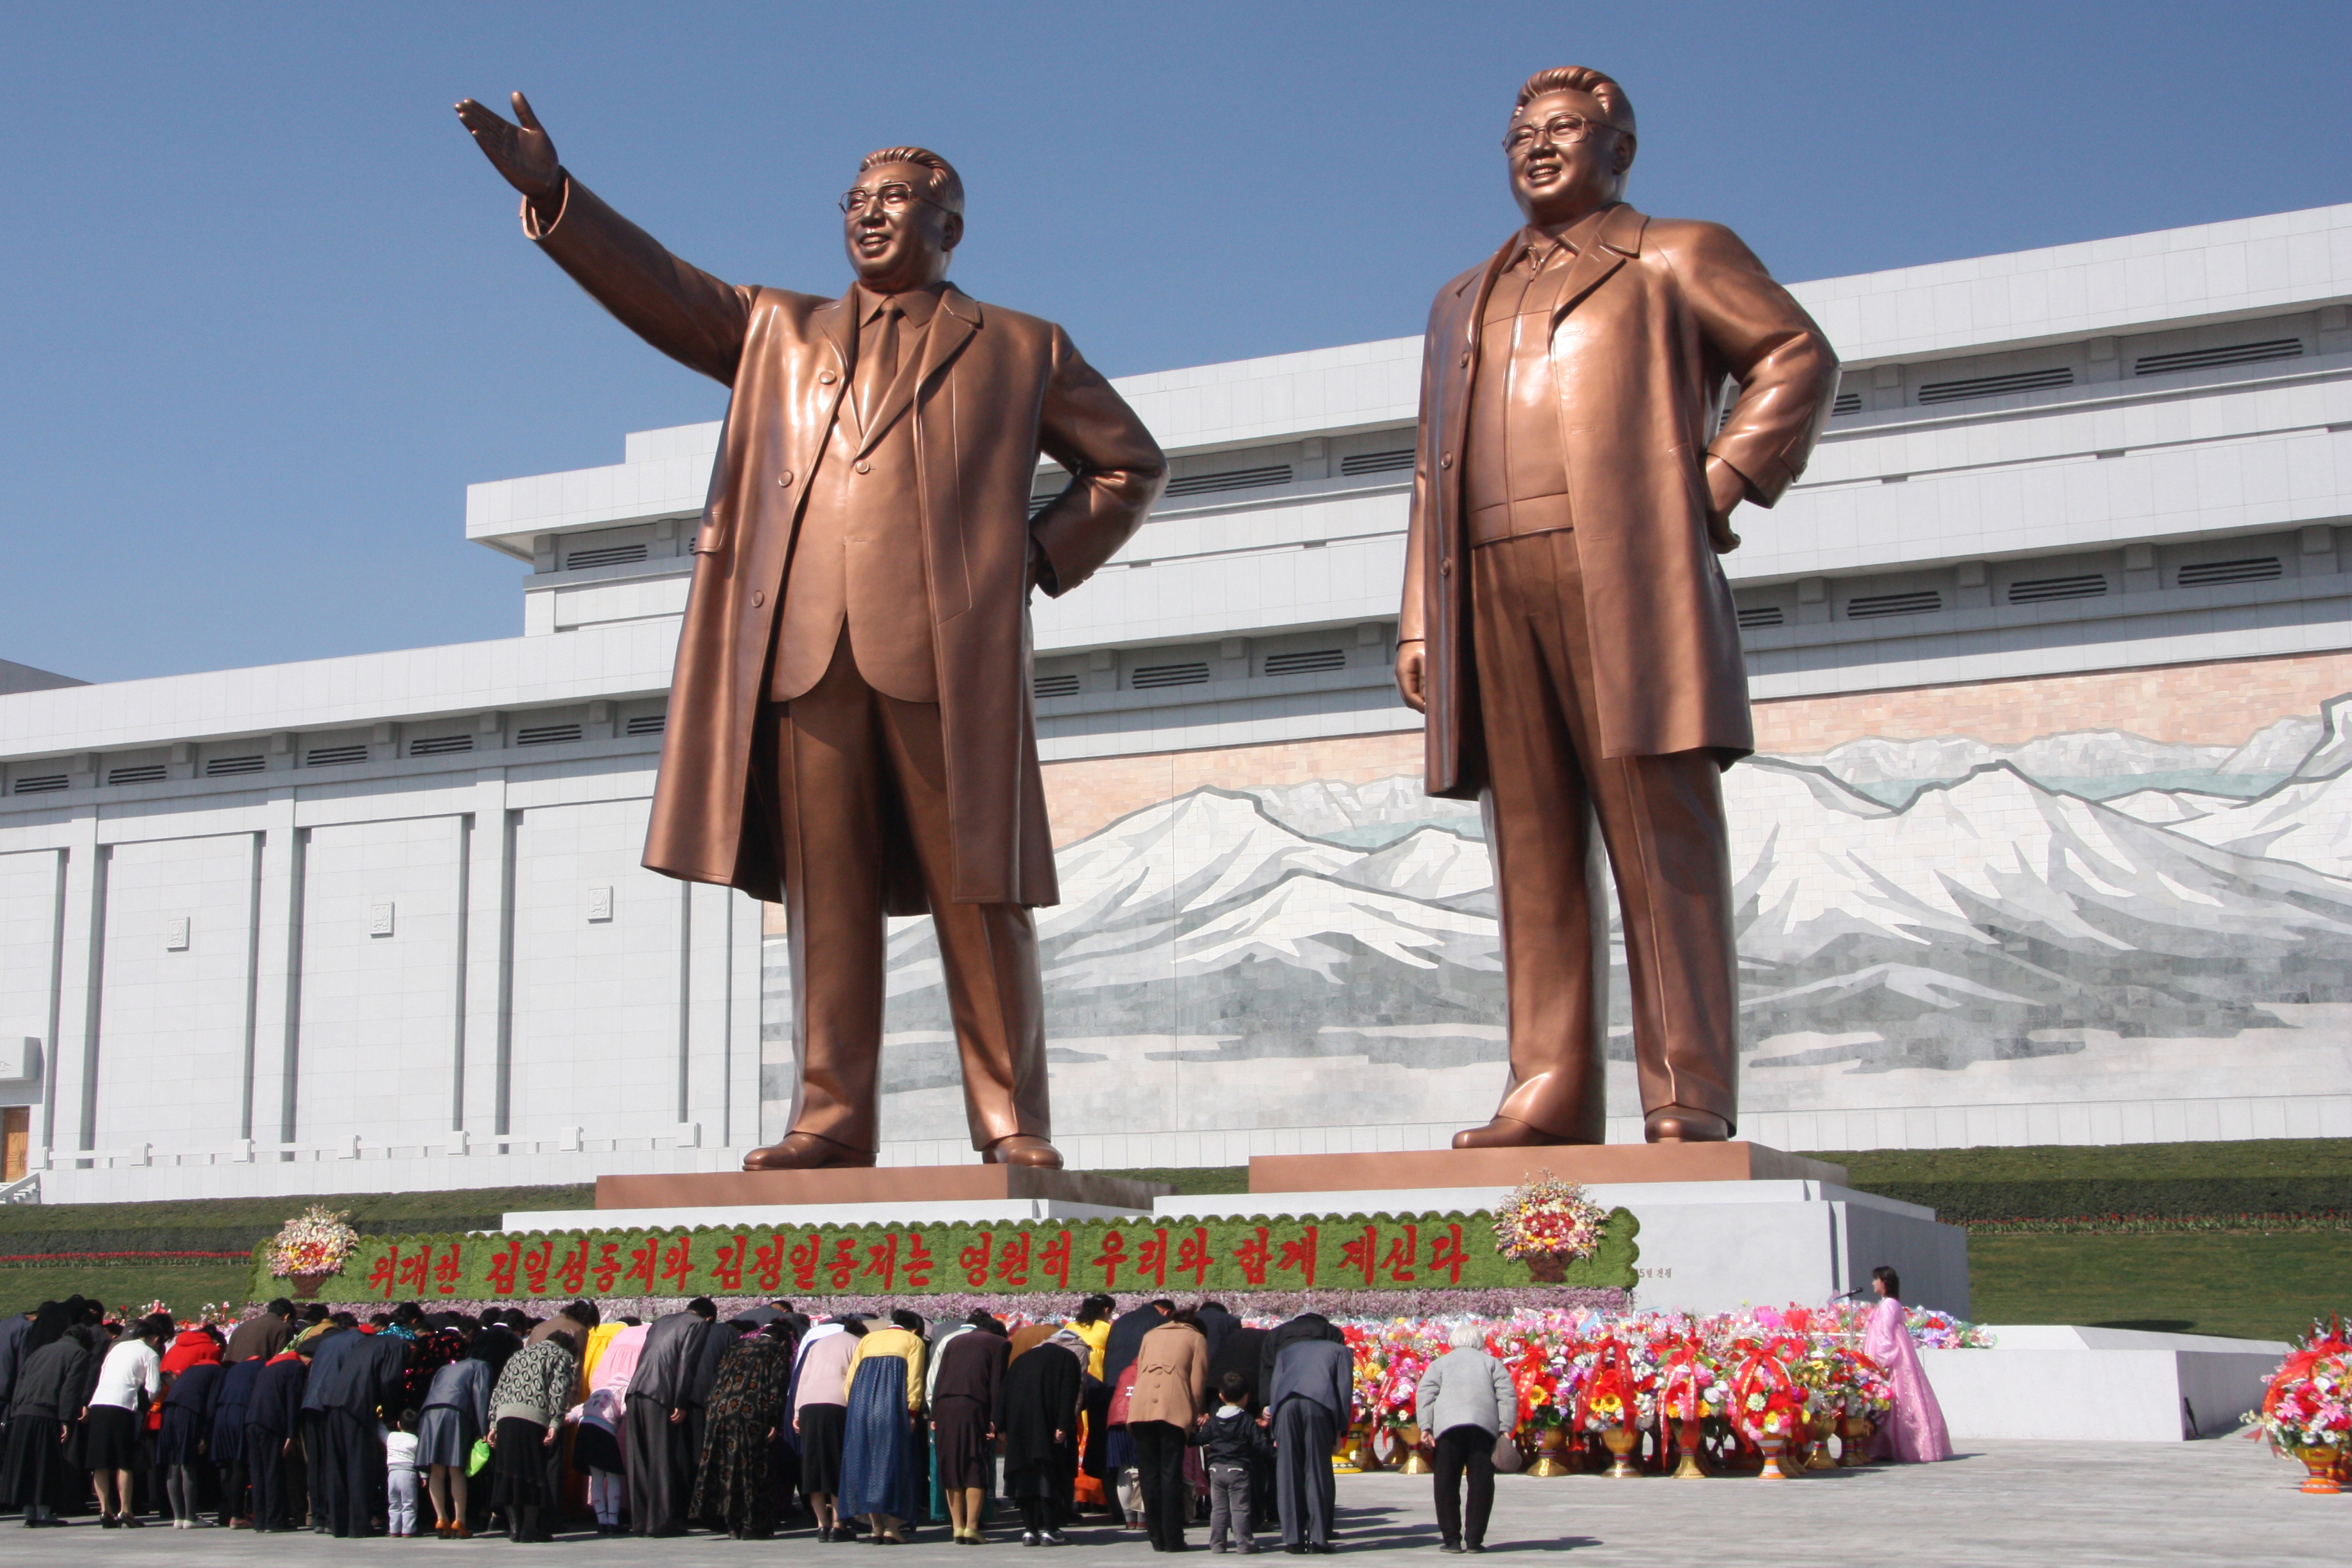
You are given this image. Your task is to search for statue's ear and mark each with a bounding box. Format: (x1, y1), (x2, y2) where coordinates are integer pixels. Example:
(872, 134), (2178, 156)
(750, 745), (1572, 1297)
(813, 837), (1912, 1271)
(941, 211), (965, 253)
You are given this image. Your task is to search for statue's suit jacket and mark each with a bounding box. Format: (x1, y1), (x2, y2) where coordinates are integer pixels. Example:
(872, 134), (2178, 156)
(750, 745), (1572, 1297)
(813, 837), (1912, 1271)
(1400, 203), (1838, 798)
(527, 179), (1167, 909)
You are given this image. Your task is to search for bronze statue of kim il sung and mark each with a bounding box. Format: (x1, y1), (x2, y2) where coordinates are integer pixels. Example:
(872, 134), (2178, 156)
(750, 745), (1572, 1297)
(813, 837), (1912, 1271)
(457, 94), (1167, 1171)
(1396, 67), (1838, 1148)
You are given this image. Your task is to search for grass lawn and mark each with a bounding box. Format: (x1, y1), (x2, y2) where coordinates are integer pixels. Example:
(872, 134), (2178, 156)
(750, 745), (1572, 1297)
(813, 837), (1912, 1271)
(1967, 1228), (2351, 1343)
(0, 1261), (258, 1320)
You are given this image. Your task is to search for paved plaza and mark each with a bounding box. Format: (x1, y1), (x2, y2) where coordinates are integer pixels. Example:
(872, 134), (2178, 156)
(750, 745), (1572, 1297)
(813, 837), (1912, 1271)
(0, 1439), (2334, 1567)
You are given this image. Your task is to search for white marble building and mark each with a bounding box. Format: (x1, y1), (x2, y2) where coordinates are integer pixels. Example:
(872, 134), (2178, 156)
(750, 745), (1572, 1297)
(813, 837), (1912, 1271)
(4, 204), (2350, 1201)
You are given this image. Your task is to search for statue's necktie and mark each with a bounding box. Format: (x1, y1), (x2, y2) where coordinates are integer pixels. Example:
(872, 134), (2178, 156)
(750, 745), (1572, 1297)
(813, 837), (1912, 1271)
(857, 300), (902, 434)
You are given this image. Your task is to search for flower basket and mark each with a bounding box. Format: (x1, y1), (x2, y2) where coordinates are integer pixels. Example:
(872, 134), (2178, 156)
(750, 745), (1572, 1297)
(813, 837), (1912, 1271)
(1493, 1174), (1609, 1282)
(2247, 1317), (2351, 1488)
(264, 1205), (360, 1290)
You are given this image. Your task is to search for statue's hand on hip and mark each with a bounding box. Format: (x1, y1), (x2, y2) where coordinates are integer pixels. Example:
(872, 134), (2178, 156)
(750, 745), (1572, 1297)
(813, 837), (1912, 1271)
(454, 91), (564, 209)
(1394, 640), (1427, 714)
(1703, 454), (1745, 554)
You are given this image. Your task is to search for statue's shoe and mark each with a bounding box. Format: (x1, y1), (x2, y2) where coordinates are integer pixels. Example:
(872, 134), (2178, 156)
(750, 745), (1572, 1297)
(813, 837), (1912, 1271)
(1643, 1108), (1732, 1144)
(1450, 1116), (1584, 1150)
(740, 1133), (877, 1171)
(981, 1135), (1065, 1169)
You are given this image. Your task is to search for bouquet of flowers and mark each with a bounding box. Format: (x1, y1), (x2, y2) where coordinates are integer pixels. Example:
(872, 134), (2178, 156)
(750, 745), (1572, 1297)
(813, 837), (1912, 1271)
(1571, 1338), (1647, 1432)
(1492, 1174), (1610, 1277)
(265, 1205), (360, 1281)
(1905, 1306), (1996, 1349)
(1836, 1347), (1894, 1418)
(1727, 1339), (1811, 1447)
(1655, 1336), (1723, 1425)
(2247, 1318), (2352, 1456)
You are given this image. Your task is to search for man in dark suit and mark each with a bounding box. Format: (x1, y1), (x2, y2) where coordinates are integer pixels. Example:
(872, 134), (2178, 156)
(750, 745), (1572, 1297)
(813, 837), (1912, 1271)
(458, 94), (1165, 1171)
(1267, 1330), (1354, 1552)
(625, 1298), (715, 1536)
(1397, 65), (1838, 1149)
(297, 1318), (408, 1535)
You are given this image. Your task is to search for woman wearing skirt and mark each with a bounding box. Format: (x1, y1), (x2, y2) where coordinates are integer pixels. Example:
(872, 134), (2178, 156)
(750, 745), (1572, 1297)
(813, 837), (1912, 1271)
(692, 1323), (794, 1538)
(792, 1320), (862, 1540)
(485, 1332), (578, 1543)
(839, 1317), (926, 1544)
(418, 1336), (496, 1538)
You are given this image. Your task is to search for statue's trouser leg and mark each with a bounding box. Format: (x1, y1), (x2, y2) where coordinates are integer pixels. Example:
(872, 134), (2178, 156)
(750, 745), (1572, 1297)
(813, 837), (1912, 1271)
(1472, 533), (1739, 1139)
(769, 636), (1050, 1155)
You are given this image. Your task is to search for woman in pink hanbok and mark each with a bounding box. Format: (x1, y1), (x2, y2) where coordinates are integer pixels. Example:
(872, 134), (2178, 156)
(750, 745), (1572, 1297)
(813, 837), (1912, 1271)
(1862, 1267), (1954, 1461)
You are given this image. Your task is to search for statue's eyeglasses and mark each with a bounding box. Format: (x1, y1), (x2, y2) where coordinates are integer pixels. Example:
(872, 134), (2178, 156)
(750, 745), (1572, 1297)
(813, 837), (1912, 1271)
(1503, 114), (1614, 152)
(839, 182), (943, 215)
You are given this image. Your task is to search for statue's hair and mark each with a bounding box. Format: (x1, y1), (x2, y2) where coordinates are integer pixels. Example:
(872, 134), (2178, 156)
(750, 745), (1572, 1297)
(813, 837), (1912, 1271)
(858, 145), (965, 213)
(1513, 66), (1635, 137)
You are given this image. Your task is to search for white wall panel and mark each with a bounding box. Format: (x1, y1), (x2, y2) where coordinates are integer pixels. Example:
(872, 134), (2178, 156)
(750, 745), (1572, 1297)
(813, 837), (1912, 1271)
(507, 797), (684, 1139)
(93, 835), (255, 1151)
(0, 849), (61, 1079)
(294, 817), (463, 1147)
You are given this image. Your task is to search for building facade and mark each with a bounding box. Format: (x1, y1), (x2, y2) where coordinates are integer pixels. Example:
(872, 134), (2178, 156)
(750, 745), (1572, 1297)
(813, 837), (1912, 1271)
(4, 204), (2350, 1201)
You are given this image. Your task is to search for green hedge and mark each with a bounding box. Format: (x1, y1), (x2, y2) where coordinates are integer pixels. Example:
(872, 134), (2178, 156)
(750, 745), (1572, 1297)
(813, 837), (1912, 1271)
(1854, 1176), (2351, 1223)
(253, 1209), (1640, 1304)
(0, 1185), (594, 1260)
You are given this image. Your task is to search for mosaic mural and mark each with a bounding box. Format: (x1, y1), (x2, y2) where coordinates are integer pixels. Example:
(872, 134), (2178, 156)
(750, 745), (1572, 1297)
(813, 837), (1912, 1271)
(763, 694), (2352, 1145)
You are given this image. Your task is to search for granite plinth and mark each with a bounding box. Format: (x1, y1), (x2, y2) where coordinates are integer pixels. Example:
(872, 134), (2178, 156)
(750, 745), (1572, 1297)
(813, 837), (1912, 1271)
(593, 1165), (1171, 1214)
(1248, 1142), (1847, 1192)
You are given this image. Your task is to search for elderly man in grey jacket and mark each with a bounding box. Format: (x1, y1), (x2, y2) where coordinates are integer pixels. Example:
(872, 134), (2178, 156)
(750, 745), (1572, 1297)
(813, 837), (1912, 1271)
(1267, 1325), (1355, 1553)
(1414, 1324), (1520, 1553)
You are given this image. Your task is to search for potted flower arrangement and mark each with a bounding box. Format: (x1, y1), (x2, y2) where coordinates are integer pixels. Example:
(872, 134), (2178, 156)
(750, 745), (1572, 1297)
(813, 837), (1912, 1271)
(1728, 1339), (1810, 1480)
(1492, 1172), (1610, 1283)
(2247, 1319), (2351, 1494)
(1571, 1339), (1650, 1477)
(1834, 1346), (1892, 1465)
(1503, 1331), (1578, 1475)
(1656, 1336), (1723, 1479)
(265, 1205), (360, 1298)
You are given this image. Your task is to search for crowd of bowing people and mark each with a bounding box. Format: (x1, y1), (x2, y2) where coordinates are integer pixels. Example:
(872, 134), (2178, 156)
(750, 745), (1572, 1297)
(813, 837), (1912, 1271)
(0, 1291), (1375, 1549)
(0, 1273), (1947, 1548)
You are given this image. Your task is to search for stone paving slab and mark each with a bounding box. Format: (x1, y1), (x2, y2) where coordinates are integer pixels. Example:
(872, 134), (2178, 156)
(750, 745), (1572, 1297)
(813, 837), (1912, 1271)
(0, 1439), (2335, 1566)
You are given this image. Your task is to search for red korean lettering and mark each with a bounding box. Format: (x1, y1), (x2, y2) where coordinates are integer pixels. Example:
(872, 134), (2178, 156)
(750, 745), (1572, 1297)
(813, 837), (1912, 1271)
(864, 1233), (900, 1292)
(1136, 1228), (1171, 1288)
(555, 1237), (589, 1296)
(1339, 1224), (1377, 1287)
(397, 1248), (433, 1298)
(1276, 1226), (1319, 1289)
(789, 1234), (824, 1293)
(825, 1237), (860, 1289)
(659, 1236), (698, 1293)
(433, 1242), (465, 1296)
(1233, 1227), (1272, 1287)
(754, 1235), (790, 1294)
(995, 1231), (1032, 1288)
(1174, 1227), (1212, 1287)
(591, 1242), (623, 1293)
(1427, 1224), (1466, 1286)
(1092, 1230), (1128, 1289)
(1380, 1225), (1418, 1284)
(486, 1241), (521, 1297)
(713, 1234), (749, 1293)
(365, 1248), (401, 1301)
(904, 1232), (935, 1289)
(1040, 1230), (1074, 1290)
(623, 1235), (661, 1293)
(520, 1239), (555, 1296)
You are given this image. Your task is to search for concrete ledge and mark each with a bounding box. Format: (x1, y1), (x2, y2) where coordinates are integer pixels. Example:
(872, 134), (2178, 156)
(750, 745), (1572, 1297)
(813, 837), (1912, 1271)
(1923, 1325), (2287, 1440)
(593, 1166), (1171, 1213)
(1248, 1143), (1849, 1192)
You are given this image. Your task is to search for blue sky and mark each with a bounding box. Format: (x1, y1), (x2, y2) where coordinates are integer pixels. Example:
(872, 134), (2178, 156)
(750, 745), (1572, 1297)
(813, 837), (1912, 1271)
(1, 1), (2344, 685)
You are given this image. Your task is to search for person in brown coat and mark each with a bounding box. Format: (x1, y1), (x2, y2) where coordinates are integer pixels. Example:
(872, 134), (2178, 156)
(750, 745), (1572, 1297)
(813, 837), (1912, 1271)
(1397, 65), (1838, 1150)
(457, 94), (1167, 1172)
(1124, 1308), (1210, 1551)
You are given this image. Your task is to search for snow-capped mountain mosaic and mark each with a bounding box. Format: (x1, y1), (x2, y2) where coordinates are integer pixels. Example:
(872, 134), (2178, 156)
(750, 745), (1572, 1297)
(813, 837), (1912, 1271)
(764, 694), (2352, 1147)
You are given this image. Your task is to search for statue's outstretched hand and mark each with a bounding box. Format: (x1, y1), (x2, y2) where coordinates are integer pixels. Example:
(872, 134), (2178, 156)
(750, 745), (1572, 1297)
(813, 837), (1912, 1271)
(455, 91), (562, 206)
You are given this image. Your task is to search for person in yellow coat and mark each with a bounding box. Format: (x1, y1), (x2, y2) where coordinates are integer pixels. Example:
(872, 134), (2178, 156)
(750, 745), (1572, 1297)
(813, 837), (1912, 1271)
(841, 1312), (928, 1542)
(1065, 1295), (1115, 1511)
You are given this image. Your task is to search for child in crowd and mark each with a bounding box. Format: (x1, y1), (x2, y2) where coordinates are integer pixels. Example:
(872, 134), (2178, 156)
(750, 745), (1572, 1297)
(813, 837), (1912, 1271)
(1191, 1372), (1271, 1554)
(385, 1409), (424, 1537)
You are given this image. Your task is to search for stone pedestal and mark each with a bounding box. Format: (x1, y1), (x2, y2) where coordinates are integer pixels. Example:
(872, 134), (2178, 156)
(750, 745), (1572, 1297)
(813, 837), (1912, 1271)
(1248, 1141), (1847, 1191)
(504, 1165), (1175, 1232)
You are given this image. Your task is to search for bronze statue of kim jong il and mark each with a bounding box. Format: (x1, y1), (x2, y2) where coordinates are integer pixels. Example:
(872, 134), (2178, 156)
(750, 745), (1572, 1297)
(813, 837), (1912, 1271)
(1396, 67), (1838, 1149)
(457, 93), (1166, 1171)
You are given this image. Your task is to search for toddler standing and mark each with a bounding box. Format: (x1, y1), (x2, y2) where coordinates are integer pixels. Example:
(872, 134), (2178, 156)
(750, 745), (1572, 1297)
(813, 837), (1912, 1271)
(385, 1409), (424, 1537)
